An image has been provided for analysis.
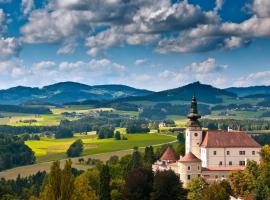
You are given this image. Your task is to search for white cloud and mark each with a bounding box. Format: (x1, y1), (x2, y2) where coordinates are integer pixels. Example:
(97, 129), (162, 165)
(21, 0), (35, 16)
(234, 70), (270, 86)
(184, 58), (228, 74)
(252, 0), (270, 17)
(0, 37), (21, 60)
(134, 59), (147, 65)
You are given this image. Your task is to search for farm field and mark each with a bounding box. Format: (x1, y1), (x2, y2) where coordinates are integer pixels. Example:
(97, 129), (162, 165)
(25, 133), (177, 163)
(0, 133), (177, 180)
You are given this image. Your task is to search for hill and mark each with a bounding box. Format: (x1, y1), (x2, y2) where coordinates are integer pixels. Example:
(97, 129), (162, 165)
(226, 85), (270, 97)
(115, 82), (237, 104)
(0, 82), (153, 105)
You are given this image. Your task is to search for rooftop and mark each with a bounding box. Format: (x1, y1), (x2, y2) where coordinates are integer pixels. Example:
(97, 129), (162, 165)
(179, 152), (201, 163)
(202, 166), (245, 171)
(160, 147), (178, 161)
(200, 131), (261, 148)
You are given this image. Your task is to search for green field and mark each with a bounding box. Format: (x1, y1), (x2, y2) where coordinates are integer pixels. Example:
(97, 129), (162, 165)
(26, 133), (176, 163)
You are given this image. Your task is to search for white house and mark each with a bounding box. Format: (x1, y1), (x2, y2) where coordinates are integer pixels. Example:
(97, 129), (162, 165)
(153, 96), (261, 187)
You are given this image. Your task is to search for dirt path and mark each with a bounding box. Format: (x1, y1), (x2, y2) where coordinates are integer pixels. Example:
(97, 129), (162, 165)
(0, 136), (177, 180)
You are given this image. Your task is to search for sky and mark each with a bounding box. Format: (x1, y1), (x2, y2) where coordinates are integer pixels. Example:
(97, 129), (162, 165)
(0, 0), (270, 91)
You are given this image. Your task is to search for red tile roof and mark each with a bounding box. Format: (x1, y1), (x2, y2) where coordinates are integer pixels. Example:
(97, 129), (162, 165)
(202, 166), (245, 171)
(179, 152), (201, 162)
(200, 131), (261, 148)
(160, 147), (178, 161)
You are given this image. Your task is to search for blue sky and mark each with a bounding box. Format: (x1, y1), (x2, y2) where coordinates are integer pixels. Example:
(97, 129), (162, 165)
(0, 0), (269, 91)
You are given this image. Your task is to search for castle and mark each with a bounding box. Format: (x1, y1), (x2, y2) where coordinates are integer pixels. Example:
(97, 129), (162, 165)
(152, 96), (261, 187)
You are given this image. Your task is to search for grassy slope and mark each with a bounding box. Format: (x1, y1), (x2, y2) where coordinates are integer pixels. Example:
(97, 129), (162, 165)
(0, 133), (176, 180)
(26, 134), (176, 163)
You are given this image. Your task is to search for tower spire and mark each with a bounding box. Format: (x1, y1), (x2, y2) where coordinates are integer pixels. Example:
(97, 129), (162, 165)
(187, 95), (201, 120)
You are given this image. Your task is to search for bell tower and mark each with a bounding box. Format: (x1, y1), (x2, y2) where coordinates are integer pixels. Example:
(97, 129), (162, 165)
(185, 95), (203, 158)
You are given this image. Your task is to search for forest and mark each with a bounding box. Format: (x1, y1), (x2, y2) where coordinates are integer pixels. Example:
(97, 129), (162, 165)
(2, 144), (270, 200)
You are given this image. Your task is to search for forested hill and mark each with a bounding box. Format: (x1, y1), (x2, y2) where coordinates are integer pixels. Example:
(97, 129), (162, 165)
(226, 85), (270, 97)
(115, 82), (237, 104)
(0, 82), (153, 105)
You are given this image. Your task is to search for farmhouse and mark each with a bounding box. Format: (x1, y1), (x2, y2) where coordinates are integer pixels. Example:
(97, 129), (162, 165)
(152, 96), (261, 187)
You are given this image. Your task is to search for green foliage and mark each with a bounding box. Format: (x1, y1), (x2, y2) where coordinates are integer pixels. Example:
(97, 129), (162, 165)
(126, 120), (150, 134)
(114, 131), (121, 140)
(143, 146), (155, 169)
(177, 132), (185, 143)
(151, 170), (186, 200)
(123, 168), (153, 200)
(67, 139), (83, 157)
(201, 118), (270, 132)
(129, 147), (143, 171)
(98, 127), (115, 139)
(99, 164), (111, 200)
(55, 127), (73, 138)
(254, 180), (269, 200)
(187, 177), (208, 200)
(0, 171), (46, 199)
(175, 143), (185, 157)
(0, 133), (36, 171)
(71, 174), (98, 200)
(0, 105), (52, 114)
(201, 182), (230, 200)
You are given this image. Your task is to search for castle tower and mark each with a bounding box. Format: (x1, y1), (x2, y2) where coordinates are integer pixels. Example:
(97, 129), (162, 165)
(185, 95), (203, 158)
(178, 152), (202, 187)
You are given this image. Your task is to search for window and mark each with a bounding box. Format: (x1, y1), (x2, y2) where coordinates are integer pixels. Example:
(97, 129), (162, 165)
(198, 165), (200, 170)
(213, 151), (217, 155)
(194, 132), (198, 137)
(229, 161), (232, 166)
(239, 151), (246, 155)
(252, 151), (255, 155)
(215, 175), (218, 179)
(239, 161), (245, 166)
(187, 175), (191, 180)
(219, 161), (223, 166)
(198, 174), (201, 177)
(188, 166), (191, 171)
(227, 151), (230, 155)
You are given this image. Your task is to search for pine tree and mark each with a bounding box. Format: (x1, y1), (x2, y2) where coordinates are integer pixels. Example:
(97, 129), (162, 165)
(130, 147), (143, 171)
(47, 161), (62, 200)
(60, 160), (74, 200)
(99, 164), (111, 200)
(144, 146), (155, 168)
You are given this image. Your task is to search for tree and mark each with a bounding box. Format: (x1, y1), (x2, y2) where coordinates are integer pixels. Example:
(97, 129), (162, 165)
(0, 133), (36, 171)
(67, 139), (84, 157)
(151, 170), (186, 200)
(60, 160), (74, 200)
(187, 177), (208, 200)
(129, 147), (143, 171)
(254, 180), (269, 200)
(177, 133), (185, 143)
(55, 127), (73, 138)
(71, 174), (98, 200)
(175, 143), (185, 157)
(99, 164), (111, 200)
(39, 161), (62, 200)
(98, 127), (114, 139)
(201, 182), (230, 200)
(144, 146), (155, 168)
(114, 131), (121, 140)
(123, 168), (153, 200)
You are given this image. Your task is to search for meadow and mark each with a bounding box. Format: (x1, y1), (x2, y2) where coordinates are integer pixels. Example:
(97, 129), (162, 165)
(25, 133), (177, 163)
